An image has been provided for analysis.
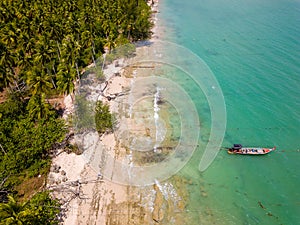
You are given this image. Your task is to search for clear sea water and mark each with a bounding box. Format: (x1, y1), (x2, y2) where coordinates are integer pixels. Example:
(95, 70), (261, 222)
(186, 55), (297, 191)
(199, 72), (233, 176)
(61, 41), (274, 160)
(157, 0), (300, 224)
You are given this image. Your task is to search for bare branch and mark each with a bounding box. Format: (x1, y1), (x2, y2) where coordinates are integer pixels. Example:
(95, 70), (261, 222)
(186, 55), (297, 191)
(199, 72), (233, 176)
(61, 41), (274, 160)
(0, 143), (6, 155)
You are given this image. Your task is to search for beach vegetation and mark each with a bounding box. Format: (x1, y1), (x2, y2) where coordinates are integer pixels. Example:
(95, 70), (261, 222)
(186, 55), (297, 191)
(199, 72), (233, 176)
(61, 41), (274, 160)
(0, 192), (61, 225)
(104, 43), (137, 64)
(95, 100), (113, 135)
(0, 97), (66, 194)
(73, 95), (95, 131)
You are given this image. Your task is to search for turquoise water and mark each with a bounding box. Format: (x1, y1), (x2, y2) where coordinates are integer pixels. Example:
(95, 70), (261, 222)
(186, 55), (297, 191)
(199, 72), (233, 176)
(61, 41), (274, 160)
(158, 0), (300, 224)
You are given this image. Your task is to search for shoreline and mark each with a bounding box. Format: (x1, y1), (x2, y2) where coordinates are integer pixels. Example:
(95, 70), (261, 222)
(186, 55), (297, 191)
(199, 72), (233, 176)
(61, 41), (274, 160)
(47, 1), (191, 224)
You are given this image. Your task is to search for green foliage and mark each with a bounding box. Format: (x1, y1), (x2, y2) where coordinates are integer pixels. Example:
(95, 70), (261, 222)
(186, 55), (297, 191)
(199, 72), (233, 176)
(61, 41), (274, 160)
(0, 99), (67, 190)
(0, 96), (25, 121)
(87, 66), (105, 81)
(73, 95), (95, 131)
(0, 0), (152, 119)
(25, 191), (61, 225)
(95, 100), (113, 135)
(26, 93), (53, 120)
(0, 192), (60, 225)
(104, 43), (136, 64)
(95, 69), (105, 80)
(0, 195), (28, 225)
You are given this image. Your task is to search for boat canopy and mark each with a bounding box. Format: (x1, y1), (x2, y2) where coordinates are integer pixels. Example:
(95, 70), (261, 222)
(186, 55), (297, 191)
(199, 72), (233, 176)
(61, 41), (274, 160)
(233, 144), (242, 150)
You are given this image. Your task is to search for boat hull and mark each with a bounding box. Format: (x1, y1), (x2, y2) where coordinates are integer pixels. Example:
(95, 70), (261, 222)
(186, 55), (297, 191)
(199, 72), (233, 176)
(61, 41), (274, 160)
(228, 146), (276, 155)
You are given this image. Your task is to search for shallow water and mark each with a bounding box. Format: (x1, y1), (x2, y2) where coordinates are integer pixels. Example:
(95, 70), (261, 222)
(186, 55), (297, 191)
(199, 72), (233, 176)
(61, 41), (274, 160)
(157, 0), (300, 224)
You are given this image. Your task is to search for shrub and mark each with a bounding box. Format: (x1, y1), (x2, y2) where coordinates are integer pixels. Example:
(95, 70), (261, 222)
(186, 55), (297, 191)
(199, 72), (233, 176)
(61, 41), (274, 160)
(95, 101), (113, 135)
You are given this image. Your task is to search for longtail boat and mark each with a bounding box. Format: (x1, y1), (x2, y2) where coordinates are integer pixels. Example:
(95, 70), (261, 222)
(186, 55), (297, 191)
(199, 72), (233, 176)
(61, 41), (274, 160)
(227, 144), (276, 155)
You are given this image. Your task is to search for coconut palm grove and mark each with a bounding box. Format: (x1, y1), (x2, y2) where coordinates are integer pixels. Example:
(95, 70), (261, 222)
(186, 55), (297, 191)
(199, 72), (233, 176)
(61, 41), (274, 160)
(0, 0), (152, 223)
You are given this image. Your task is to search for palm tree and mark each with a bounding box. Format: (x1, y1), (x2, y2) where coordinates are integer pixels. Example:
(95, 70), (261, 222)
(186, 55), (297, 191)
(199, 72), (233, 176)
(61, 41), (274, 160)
(0, 195), (29, 225)
(104, 34), (117, 53)
(0, 42), (16, 89)
(32, 36), (55, 67)
(26, 93), (52, 120)
(0, 0), (153, 102)
(26, 66), (53, 97)
(56, 63), (76, 100)
(0, 22), (19, 48)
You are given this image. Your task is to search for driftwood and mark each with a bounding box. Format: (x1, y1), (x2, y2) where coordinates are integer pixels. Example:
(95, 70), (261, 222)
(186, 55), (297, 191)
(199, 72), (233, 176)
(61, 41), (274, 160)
(99, 79), (129, 101)
(49, 179), (86, 220)
(49, 178), (103, 207)
(131, 65), (155, 68)
(101, 81), (109, 93)
(48, 178), (105, 222)
(154, 146), (173, 151)
(153, 218), (160, 223)
(103, 92), (128, 101)
(99, 80), (129, 101)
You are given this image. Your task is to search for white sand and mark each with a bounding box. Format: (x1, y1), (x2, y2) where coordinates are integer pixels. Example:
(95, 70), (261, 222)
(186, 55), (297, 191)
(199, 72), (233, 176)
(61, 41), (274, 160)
(62, 94), (74, 120)
(47, 1), (188, 224)
(48, 153), (128, 224)
(48, 56), (135, 224)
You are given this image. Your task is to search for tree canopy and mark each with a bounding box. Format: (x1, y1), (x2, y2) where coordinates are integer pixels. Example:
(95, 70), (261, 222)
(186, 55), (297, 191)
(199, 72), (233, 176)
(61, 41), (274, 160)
(0, 97), (67, 191)
(0, 0), (152, 117)
(0, 97), (66, 223)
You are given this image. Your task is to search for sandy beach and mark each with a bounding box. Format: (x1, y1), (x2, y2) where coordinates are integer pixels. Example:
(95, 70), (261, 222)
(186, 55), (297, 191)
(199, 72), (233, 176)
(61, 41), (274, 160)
(47, 1), (191, 224)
